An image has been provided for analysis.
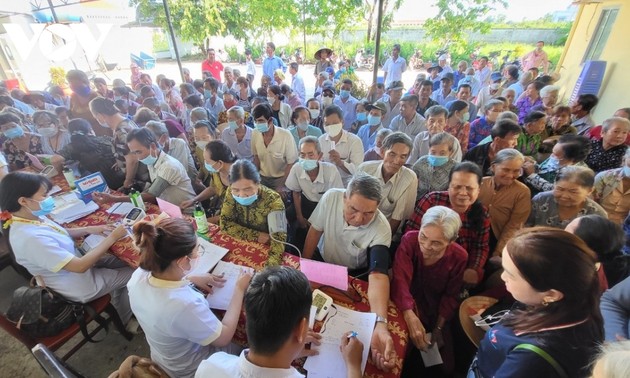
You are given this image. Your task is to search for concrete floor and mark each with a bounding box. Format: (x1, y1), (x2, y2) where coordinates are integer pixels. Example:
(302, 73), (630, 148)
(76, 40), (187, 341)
(0, 267), (150, 377)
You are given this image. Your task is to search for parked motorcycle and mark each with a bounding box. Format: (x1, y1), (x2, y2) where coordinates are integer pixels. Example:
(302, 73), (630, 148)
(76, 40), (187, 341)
(410, 50), (424, 70)
(353, 49), (374, 71)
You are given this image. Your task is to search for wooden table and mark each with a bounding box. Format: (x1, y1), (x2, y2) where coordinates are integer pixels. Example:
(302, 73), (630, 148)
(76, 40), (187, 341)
(50, 174), (409, 377)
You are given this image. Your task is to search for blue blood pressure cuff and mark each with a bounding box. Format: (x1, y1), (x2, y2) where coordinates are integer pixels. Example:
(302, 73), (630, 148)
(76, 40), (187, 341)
(367, 244), (390, 275)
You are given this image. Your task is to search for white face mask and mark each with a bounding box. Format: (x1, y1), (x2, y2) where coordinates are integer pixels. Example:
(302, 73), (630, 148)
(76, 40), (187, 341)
(267, 96), (276, 105)
(324, 123), (343, 137)
(179, 255), (199, 277)
(196, 140), (209, 149)
(322, 97), (333, 107)
(309, 109), (320, 119)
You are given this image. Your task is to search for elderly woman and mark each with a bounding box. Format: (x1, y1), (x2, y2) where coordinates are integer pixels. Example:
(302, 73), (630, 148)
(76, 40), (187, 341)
(235, 76), (255, 112)
(280, 84), (303, 110)
(502, 88), (518, 114)
(32, 110), (71, 155)
(0, 112), (43, 171)
(288, 106), (322, 148)
(516, 110), (547, 158)
(444, 100), (470, 153)
(531, 85), (560, 117)
(306, 98), (324, 131)
(468, 99), (503, 150)
(586, 117), (630, 173)
(593, 149), (630, 224)
(524, 134), (591, 195)
(470, 228), (604, 377)
(479, 149), (531, 257)
(527, 166), (608, 228)
(392, 206), (467, 376)
(541, 105), (577, 142)
(273, 69), (285, 86)
(405, 162), (490, 287)
(515, 81), (544, 124)
(219, 159), (287, 266)
(364, 128), (392, 161)
(412, 132), (457, 201)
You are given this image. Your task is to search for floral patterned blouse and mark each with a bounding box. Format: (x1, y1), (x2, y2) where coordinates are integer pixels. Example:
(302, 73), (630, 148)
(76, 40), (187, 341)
(444, 120), (471, 153)
(2, 133), (43, 170)
(526, 191), (608, 228)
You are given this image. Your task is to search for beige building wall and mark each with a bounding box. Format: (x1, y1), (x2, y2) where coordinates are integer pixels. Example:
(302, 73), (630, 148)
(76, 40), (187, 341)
(556, 0), (630, 123)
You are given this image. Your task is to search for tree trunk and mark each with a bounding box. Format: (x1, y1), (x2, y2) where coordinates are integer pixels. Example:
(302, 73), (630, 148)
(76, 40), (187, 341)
(366, 0), (375, 43)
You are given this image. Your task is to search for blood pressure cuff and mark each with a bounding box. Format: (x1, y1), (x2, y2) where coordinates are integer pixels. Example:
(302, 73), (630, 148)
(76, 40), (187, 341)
(367, 244), (390, 275)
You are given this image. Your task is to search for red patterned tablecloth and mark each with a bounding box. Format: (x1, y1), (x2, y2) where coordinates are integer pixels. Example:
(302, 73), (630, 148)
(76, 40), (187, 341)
(50, 174), (409, 377)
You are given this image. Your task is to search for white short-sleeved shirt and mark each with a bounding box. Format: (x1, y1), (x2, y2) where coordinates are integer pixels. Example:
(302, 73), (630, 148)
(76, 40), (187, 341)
(9, 217), (105, 302)
(285, 161), (343, 202)
(252, 126), (298, 178)
(308, 189), (392, 269)
(319, 131), (364, 187)
(167, 137), (198, 178)
(146, 151), (196, 204)
(222, 126), (253, 160)
(388, 113), (426, 139)
(128, 269), (223, 378)
(407, 131), (462, 165)
(195, 350), (304, 378)
(382, 56), (406, 87)
(356, 161), (417, 222)
(0, 153), (7, 168)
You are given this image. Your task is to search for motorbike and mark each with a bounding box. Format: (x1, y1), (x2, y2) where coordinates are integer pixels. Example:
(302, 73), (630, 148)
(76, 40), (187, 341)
(293, 48), (303, 64)
(410, 50), (424, 70)
(353, 49), (374, 71)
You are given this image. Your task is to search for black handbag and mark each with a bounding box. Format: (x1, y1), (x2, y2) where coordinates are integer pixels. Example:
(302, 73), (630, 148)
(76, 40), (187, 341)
(6, 277), (108, 341)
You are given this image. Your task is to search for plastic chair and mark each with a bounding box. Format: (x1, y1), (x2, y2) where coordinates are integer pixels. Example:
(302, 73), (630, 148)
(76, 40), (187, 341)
(0, 293), (133, 361)
(0, 228), (33, 280)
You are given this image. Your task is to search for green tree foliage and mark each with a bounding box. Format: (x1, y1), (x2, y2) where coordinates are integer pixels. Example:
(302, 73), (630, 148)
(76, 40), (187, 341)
(424, 0), (508, 48)
(363, 0), (404, 42)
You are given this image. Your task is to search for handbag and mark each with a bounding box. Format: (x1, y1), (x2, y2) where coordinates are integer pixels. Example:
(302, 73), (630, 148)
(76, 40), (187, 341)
(5, 276), (108, 341)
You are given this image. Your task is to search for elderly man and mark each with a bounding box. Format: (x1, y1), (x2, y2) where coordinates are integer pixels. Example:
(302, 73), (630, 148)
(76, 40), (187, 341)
(201, 48), (224, 81)
(452, 60), (468, 89)
(251, 103), (297, 195)
(459, 67), (482, 97)
(144, 120), (198, 184)
(571, 94), (599, 135)
(382, 44), (406, 88)
(521, 41), (549, 75)
(263, 42), (286, 84)
(285, 136), (343, 250)
(139, 74), (165, 103)
(357, 101), (387, 151)
(475, 56), (491, 87)
(221, 67), (237, 93)
(333, 79), (359, 131)
(415, 80), (439, 117)
(289, 62), (306, 103)
(408, 105), (462, 164)
(431, 73), (456, 106)
(454, 83), (477, 121)
(313, 71), (329, 98)
(357, 132), (417, 235)
(463, 118), (522, 176)
(437, 54), (453, 77)
(303, 174), (396, 372)
(222, 106), (253, 160)
(389, 95), (426, 140)
(380, 80), (404, 128)
(319, 105), (364, 186)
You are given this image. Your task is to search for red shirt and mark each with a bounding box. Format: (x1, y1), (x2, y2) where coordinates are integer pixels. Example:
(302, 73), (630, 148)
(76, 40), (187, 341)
(586, 125), (630, 145)
(201, 60), (224, 82)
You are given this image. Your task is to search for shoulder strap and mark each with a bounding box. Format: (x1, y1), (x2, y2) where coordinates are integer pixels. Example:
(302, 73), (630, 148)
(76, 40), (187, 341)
(514, 343), (568, 378)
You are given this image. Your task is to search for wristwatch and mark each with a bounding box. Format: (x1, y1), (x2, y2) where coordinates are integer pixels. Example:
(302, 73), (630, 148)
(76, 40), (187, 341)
(376, 315), (387, 324)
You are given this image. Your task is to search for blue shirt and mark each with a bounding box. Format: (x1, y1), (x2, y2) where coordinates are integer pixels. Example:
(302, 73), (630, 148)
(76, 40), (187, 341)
(291, 73), (306, 104)
(333, 96), (359, 131)
(357, 124), (382, 152)
(289, 125), (322, 149)
(263, 55), (286, 84)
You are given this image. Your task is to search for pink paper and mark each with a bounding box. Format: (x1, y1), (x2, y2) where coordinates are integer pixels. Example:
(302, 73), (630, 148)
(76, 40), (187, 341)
(300, 258), (348, 291)
(156, 198), (183, 219)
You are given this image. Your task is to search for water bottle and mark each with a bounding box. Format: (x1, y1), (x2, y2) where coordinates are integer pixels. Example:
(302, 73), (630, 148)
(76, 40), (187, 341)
(129, 189), (145, 211)
(194, 202), (208, 234)
(62, 167), (76, 189)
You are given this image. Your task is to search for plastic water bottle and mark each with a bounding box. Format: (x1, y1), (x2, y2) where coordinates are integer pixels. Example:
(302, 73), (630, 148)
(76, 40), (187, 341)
(194, 202), (208, 234)
(129, 189), (145, 211)
(62, 167), (76, 189)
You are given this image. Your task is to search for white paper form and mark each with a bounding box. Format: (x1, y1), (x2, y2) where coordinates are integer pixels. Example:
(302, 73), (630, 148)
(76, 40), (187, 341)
(304, 305), (376, 378)
(205, 261), (254, 310)
(420, 333), (443, 367)
(186, 238), (229, 277)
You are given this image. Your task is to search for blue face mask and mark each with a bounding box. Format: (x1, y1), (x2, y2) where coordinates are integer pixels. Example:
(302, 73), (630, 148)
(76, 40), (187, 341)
(140, 149), (158, 166)
(204, 89), (212, 99)
(233, 192), (258, 206)
(356, 112), (367, 122)
(544, 156), (560, 170)
(339, 89), (350, 99)
(255, 122), (269, 133)
(29, 196), (56, 217)
(228, 121), (238, 131)
(298, 158), (318, 172)
(4, 126), (24, 139)
(205, 161), (219, 173)
(73, 85), (91, 97)
(624, 166), (630, 177)
(427, 155), (449, 167)
(367, 115), (381, 126)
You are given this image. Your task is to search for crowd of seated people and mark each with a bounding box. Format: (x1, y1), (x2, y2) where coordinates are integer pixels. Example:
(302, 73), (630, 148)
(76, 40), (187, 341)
(1, 43), (630, 378)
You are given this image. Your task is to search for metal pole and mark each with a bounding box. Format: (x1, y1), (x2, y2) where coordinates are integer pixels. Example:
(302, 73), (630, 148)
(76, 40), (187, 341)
(372, 0), (384, 86)
(47, 0), (60, 23)
(162, 0), (185, 83)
